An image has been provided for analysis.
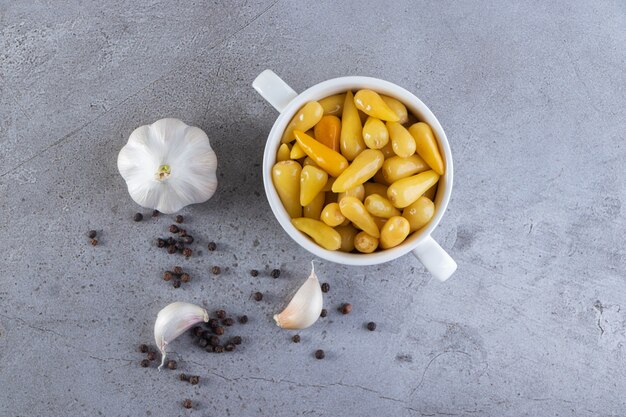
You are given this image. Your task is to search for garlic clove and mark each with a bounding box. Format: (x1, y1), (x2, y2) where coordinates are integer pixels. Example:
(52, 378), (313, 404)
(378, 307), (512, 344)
(154, 302), (209, 370)
(274, 262), (323, 330)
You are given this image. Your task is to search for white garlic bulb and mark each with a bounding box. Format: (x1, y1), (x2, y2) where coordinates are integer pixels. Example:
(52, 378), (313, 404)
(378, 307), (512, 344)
(274, 262), (323, 330)
(117, 118), (218, 214)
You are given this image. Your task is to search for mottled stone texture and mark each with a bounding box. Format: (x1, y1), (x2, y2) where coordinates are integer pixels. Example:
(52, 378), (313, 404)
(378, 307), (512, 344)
(1, 1), (625, 416)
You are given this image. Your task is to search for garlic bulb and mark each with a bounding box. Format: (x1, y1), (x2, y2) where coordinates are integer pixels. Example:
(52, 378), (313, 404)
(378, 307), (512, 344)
(117, 118), (218, 214)
(274, 262), (323, 329)
(154, 301), (209, 370)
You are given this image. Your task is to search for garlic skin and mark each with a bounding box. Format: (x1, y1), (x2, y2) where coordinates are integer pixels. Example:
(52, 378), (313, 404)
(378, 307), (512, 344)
(274, 262), (323, 330)
(117, 118), (218, 214)
(154, 302), (209, 370)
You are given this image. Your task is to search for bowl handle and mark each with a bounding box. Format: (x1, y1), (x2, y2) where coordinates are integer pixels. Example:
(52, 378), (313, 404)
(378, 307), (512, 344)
(412, 235), (457, 282)
(253, 69), (298, 113)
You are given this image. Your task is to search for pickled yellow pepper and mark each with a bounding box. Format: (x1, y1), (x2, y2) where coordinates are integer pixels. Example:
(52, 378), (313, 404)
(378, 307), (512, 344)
(380, 216), (410, 249)
(354, 231), (378, 253)
(387, 170), (440, 208)
(281, 101), (324, 143)
(291, 218), (341, 250)
(408, 122), (445, 175)
(362, 117), (389, 149)
(319, 93), (345, 116)
(386, 122), (416, 158)
(340, 91), (366, 161)
(320, 203), (345, 227)
(294, 130), (349, 178)
(314, 115), (341, 152)
(353, 90), (400, 122)
(402, 196), (435, 232)
(382, 154), (429, 183)
(364, 194), (401, 218)
(303, 192), (325, 219)
(276, 144), (291, 162)
(381, 95), (408, 124)
(300, 165), (328, 206)
(332, 149), (384, 193)
(335, 224), (358, 252)
(339, 196), (380, 238)
(272, 161), (302, 218)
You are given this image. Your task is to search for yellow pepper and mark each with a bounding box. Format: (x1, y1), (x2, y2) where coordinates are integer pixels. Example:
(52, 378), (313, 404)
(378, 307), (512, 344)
(381, 95), (408, 124)
(281, 101), (323, 143)
(386, 121), (416, 158)
(303, 156), (318, 167)
(353, 89), (399, 122)
(294, 130), (349, 178)
(291, 218), (341, 250)
(272, 161), (302, 218)
(335, 224), (358, 252)
(364, 194), (401, 218)
(300, 165), (328, 206)
(319, 93), (345, 116)
(354, 231), (379, 253)
(382, 154), (429, 183)
(339, 196), (380, 238)
(340, 91), (366, 161)
(303, 191), (325, 219)
(387, 170), (439, 208)
(276, 143), (291, 162)
(332, 149), (384, 193)
(380, 216), (410, 249)
(337, 184), (365, 203)
(320, 203), (346, 227)
(314, 115), (341, 152)
(362, 117), (389, 149)
(408, 122), (445, 175)
(364, 182), (388, 198)
(290, 142), (307, 159)
(424, 183), (438, 200)
(402, 196), (435, 232)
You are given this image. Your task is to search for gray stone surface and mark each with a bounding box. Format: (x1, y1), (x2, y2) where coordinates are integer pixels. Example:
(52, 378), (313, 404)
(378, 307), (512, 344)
(1, 0), (625, 415)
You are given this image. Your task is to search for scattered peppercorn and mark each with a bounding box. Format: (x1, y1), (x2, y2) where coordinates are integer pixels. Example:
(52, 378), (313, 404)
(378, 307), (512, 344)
(140, 359), (150, 367)
(208, 318), (219, 328)
(320, 309), (327, 318)
(134, 213), (143, 222)
(139, 344), (149, 353)
(207, 242), (217, 251)
(321, 282), (330, 293)
(175, 215), (184, 224)
(180, 236), (194, 244)
(225, 343), (235, 352)
(271, 269), (281, 278)
(222, 318), (234, 326)
(157, 238), (166, 248)
(90, 239), (98, 246)
(193, 326), (204, 337)
(147, 351), (156, 361)
(213, 326), (224, 336)
(167, 245), (177, 254)
(179, 373), (189, 381)
(340, 303), (352, 314)
(366, 322), (377, 331)
(167, 237), (176, 245)
(208, 335), (220, 346)
(163, 271), (173, 281)
(189, 375), (199, 385)
(178, 229), (187, 237)
(292, 335), (301, 343)
(172, 279), (181, 288)
(250, 269), (258, 277)
(205, 345), (214, 353)
(182, 247), (192, 258)
(216, 310), (226, 319)
(182, 399), (192, 409)
(231, 336), (242, 345)
(238, 315), (248, 324)
(169, 224), (179, 233)
(152, 210), (160, 217)
(315, 349), (325, 360)
(88, 230), (97, 239)
(214, 345), (224, 353)
(253, 292), (263, 301)
(211, 266), (221, 275)
(180, 273), (190, 283)
(197, 338), (208, 348)
(173, 266), (183, 274)
(167, 360), (177, 370)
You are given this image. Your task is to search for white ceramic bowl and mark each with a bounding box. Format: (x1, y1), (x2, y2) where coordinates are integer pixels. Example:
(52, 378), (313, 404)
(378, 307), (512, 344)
(253, 70), (456, 281)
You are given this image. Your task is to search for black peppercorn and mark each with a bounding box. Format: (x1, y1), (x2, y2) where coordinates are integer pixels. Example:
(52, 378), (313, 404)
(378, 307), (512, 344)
(152, 209), (160, 217)
(238, 315), (248, 324)
(182, 247), (192, 258)
(321, 282), (330, 293)
(197, 338), (208, 348)
(88, 230), (97, 239)
(140, 359), (150, 367)
(157, 238), (166, 248)
(340, 303), (352, 314)
(213, 326), (224, 336)
(366, 322), (377, 331)
(207, 242), (217, 251)
(231, 336), (242, 345)
(90, 239), (98, 246)
(205, 345), (214, 353)
(147, 351), (156, 361)
(189, 375), (199, 385)
(193, 326), (204, 337)
(167, 245), (177, 254)
(271, 269), (281, 278)
(222, 318), (234, 326)
(169, 224), (179, 233)
(214, 345), (224, 353)
(253, 292), (263, 301)
(167, 237), (176, 245)
(225, 343), (235, 352)
(320, 309), (327, 317)
(179, 373), (189, 381)
(292, 335), (301, 343)
(175, 215), (184, 224)
(180, 273), (190, 283)
(172, 279), (181, 288)
(173, 266), (183, 274)
(211, 266), (221, 275)
(178, 229), (187, 237)
(208, 335), (220, 346)
(139, 344), (149, 353)
(163, 271), (173, 281)
(250, 269), (258, 277)
(180, 236), (194, 244)
(208, 318), (219, 328)
(216, 310), (226, 319)
(134, 213), (143, 222)
(167, 360), (177, 370)
(182, 399), (192, 409)
(315, 349), (325, 360)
